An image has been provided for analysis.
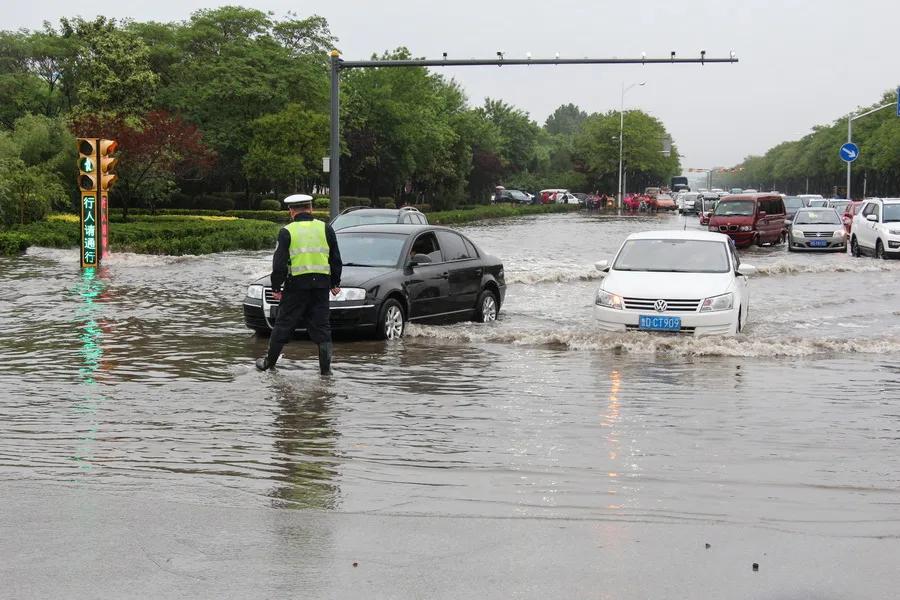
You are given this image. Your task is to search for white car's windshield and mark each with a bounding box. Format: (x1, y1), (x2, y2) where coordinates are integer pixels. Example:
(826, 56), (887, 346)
(794, 210), (841, 225)
(784, 197), (805, 209)
(337, 232), (407, 267)
(613, 239), (731, 273)
(884, 205), (900, 222)
(714, 200), (754, 216)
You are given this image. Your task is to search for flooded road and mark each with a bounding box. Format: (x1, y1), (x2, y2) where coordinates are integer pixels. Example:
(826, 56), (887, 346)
(2, 212), (900, 598)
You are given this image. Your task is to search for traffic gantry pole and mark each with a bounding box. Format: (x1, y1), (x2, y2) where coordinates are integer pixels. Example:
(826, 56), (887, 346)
(325, 52), (739, 219)
(329, 50), (342, 220)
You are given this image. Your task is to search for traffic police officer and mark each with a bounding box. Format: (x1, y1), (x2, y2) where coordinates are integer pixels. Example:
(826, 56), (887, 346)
(256, 194), (342, 375)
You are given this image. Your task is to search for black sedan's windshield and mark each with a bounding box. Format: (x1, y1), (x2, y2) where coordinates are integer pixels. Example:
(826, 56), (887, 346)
(794, 210), (841, 225)
(337, 232), (407, 267)
(614, 239), (731, 273)
(714, 200), (754, 216)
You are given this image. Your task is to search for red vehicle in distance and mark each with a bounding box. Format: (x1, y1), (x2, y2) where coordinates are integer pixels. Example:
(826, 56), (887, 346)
(842, 200), (864, 234)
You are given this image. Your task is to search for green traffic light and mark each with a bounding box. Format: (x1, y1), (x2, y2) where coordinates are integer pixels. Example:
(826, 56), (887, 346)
(79, 157), (95, 173)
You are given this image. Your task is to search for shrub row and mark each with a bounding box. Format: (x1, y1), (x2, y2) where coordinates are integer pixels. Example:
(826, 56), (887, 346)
(108, 208), (329, 223)
(0, 232), (31, 255)
(427, 203), (579, 225)
(3, 203), (580, 256)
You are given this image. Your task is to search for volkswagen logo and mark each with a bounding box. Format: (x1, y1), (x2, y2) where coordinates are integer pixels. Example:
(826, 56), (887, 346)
(654, 299), (668, 313)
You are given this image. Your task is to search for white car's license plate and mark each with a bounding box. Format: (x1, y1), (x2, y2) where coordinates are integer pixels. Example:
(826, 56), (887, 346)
(639, 315), (681, 331)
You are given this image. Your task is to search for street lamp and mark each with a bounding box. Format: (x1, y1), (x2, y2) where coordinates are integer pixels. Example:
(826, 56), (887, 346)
(617, 81), (645, 210)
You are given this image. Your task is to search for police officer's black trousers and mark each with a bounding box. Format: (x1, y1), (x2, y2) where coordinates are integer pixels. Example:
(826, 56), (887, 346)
(266, 287), (331, 365)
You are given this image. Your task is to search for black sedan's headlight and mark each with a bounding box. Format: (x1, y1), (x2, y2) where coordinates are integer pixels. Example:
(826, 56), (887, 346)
(330, 287), (367, 302)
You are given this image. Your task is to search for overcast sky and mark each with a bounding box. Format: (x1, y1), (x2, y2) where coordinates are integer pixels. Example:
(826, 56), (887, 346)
(6, 0), (899, 169)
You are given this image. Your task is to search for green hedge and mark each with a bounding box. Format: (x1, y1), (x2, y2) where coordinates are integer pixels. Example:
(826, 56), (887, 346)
(428, 203), (578, 225)
(4, 203), (581, 256)
(109, 208), (330, 223)
(258, 198), (281, 211)
(0, 232), (31, 256)
(111, 219), (280, 254)
(6, 215), (282, 255)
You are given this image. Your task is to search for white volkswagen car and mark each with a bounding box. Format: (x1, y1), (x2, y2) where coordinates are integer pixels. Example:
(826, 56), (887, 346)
(593, 231), (756, 336)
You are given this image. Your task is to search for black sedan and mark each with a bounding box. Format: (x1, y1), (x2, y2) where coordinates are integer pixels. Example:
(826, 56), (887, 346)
(243, 224), (506, 339)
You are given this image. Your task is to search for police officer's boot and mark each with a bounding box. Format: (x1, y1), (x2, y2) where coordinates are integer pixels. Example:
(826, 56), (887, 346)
(255, 345), (282, 371)
(317, 342), (333, 376)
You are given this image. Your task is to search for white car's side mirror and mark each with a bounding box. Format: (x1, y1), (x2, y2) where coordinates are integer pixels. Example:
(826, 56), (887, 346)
(595, 259), (609, 271)
(866, 214), (878, 222)
(738, 264), (757, 276)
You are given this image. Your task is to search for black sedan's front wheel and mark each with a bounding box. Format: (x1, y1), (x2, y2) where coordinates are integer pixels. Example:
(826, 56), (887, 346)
(377, 298), (406, 340)
(473, 289), (499, 322)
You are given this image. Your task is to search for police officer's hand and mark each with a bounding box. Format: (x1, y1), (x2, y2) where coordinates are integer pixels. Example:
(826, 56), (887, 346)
(272, 291), (283, 302)
(330, 287), (341, 296)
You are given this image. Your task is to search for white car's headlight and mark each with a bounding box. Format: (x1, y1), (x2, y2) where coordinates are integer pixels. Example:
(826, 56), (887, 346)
(331, 287), (366, 302)
(833, 229), (846, 238)
(792, 229), (805, 239)
(700, 292), (734, 312)
(246, 284), (263, 299)
(596, 289), (624, 310)
(889, 229), (900, 236)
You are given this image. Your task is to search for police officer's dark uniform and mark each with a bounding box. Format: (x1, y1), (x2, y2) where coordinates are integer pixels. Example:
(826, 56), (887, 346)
(256, 194), (342, 375)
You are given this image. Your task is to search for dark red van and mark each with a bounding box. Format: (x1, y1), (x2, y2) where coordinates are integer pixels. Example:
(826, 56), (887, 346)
(708, 193), (786, 248)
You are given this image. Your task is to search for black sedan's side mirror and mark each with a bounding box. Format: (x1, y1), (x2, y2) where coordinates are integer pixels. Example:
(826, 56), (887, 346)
(409, 254), (432, 266)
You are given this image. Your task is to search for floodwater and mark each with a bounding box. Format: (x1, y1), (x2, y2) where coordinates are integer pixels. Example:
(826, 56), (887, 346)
(2, 212), (900, 598)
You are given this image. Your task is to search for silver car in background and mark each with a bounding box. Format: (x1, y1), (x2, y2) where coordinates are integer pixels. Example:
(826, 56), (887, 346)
(787, 207), (847, 252)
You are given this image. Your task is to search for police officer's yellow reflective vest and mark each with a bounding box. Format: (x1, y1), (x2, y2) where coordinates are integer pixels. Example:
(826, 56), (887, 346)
(285, 220), (330, 277)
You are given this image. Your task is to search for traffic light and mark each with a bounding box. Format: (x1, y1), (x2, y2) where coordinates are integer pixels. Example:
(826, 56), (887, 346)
(77, 138), (98, 192)
(98, 139), (118, 191)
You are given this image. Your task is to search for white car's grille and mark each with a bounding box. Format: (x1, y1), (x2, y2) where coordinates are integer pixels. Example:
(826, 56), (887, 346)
(622, 297), (701, 312)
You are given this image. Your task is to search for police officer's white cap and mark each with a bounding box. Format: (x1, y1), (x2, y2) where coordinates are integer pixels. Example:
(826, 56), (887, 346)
(283, 194), (314, 207)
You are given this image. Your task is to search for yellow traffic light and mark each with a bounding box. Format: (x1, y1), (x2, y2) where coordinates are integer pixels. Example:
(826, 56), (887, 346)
(77, 138), (98, 192)
(98, 139), (118, 191)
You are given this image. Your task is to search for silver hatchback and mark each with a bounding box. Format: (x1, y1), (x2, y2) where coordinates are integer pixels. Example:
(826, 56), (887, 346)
(787, 208), (847, 252)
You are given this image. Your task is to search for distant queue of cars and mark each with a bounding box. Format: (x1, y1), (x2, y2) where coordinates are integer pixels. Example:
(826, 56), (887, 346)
(494, 187), (617, 207)
(687, 191), (899, 258)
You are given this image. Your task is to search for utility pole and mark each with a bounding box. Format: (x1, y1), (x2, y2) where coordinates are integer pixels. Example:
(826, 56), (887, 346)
(326, 52), (739, 219)
(617, 81), (645, 210)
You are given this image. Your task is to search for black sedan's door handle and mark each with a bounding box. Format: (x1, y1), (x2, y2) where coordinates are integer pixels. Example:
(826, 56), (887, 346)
(440, 272), (449, 279)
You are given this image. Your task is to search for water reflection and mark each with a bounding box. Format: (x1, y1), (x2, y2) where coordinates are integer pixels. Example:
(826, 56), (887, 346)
(604, 369), (624, 509)
(70, 267), (109, 474)
(268, 380), (341, 510)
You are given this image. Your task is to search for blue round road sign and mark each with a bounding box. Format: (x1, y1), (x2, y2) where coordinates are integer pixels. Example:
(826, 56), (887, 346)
(840, 142), (860, 163)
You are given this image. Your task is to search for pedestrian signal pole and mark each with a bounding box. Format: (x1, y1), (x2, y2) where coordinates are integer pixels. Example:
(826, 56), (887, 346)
(76, 138), (118, 268)
(326, 51), (739, 218)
